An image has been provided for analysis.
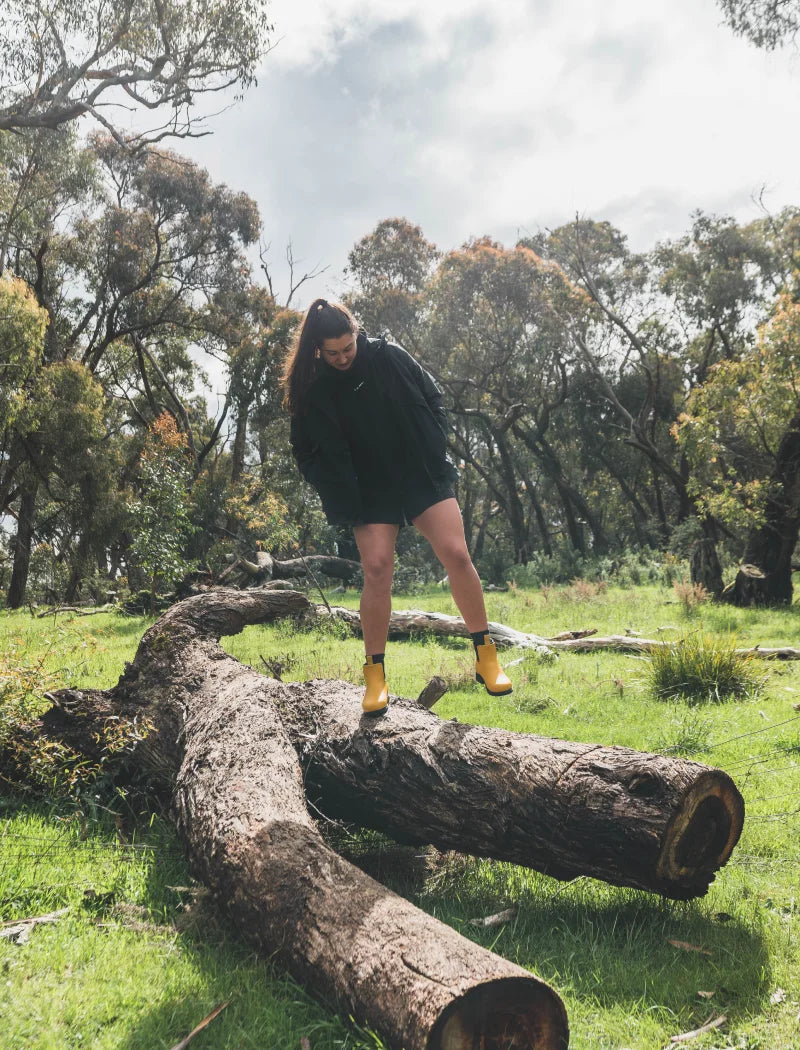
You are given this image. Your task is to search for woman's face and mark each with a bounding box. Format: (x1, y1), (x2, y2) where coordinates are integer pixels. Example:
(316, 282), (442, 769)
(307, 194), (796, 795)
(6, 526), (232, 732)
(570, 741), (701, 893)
(319, 330), (357, 371)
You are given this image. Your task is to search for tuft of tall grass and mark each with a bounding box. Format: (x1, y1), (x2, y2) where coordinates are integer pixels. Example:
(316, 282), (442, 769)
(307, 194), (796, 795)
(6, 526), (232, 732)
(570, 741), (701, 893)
(647, 633), (765, 704)
(673, 579), (710, 615)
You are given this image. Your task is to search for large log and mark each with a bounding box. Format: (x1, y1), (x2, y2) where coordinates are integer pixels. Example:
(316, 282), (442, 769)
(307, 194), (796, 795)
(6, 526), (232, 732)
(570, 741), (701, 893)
(43, 590), (568, 1050)
(275, 684), (743, 900)
(40, 590), (744, 899)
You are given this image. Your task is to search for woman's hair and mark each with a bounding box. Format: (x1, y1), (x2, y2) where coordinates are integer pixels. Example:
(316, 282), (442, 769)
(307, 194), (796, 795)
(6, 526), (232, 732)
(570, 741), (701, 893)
(281, 298), (357, 415)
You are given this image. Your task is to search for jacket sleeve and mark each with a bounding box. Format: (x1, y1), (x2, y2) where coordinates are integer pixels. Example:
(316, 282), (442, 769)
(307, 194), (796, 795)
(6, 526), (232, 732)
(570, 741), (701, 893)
(388, 343), (449, 432)
(290, 410), (363, 526)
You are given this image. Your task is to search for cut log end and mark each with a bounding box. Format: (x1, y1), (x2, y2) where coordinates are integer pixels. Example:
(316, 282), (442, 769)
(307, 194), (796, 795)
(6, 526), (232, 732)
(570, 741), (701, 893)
(430, 977), (568, 1050)
(656, 771), (744, 898)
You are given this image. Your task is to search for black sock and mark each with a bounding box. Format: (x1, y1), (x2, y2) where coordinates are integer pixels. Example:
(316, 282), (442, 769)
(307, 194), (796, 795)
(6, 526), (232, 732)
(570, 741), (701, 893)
(470, 630), (490, 654)
(367, 652), (385, 666)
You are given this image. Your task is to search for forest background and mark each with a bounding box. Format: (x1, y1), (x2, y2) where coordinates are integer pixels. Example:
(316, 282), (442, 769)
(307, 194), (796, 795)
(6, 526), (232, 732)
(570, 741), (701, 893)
(1, 0), (800, 613)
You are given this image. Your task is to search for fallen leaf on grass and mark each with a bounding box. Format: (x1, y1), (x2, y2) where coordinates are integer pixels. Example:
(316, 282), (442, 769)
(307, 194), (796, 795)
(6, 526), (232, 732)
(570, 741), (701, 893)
(696, 990), (715, 999)
(667, 939), (711, 956)
(668, 1014), (726, 1044)
(168, 1000), (230, 1050)
(770, 988), (787, 1005)
(470, 906), (517, 928)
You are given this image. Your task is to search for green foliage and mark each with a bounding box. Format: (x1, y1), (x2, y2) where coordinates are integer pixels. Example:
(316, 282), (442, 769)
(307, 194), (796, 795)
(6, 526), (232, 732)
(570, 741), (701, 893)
(718, 0), (800, 50)
(0, 274), (48, 430)
(222, 474), (297, 552)
(676, 294), (800, 535)
(128, 414), (196, 606)
(506, 547), (682, 588)
(647, 634), (765, 704)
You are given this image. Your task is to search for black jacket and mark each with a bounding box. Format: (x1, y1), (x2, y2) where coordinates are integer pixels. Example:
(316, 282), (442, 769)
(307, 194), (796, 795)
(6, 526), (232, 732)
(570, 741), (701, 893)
(290, 334), (458, 525)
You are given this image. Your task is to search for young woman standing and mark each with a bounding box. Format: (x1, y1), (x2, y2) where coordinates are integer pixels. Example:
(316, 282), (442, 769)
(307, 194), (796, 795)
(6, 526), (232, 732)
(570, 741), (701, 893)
(282, 299), (512, 714)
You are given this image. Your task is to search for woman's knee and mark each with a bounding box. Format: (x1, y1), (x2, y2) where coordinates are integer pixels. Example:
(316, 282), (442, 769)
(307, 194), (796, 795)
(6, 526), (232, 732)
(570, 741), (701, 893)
(437, 543), (473, 575)
(361, 553), (395, 585)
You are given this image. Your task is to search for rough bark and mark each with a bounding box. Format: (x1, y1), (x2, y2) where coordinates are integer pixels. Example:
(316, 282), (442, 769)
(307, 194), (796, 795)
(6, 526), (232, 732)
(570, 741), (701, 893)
(273, 554), (362, 581)
(42, 589), (567, 1050)
(274, 683), (743, 900)
(690, 521), (725, 599)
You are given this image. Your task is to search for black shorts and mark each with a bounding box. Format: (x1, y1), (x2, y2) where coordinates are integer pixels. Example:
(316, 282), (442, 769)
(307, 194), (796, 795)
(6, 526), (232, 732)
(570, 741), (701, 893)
(358, 480), (456, 527)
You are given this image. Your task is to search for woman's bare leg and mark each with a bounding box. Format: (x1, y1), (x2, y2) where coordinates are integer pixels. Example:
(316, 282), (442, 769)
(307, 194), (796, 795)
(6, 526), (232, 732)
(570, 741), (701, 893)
(352, 523), (400, 655)
(412, 498), (488, 632)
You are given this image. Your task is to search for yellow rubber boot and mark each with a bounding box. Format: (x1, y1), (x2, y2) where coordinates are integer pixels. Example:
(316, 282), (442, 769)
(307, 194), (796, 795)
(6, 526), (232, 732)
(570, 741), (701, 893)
(475, 635), (513, 696)
(362, 657), (389, 715)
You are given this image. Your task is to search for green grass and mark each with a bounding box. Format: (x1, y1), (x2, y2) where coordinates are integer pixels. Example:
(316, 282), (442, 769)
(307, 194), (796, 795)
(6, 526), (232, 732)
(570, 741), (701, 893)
(2, 581), (800, 1049)
(647, 633), (765, 704)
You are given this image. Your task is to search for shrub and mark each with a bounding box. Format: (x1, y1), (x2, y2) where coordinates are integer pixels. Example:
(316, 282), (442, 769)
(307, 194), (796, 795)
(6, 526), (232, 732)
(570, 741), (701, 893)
(673, 579), (710, 614)
(647, 634), (764, 704)
(562, 579), (608, 603)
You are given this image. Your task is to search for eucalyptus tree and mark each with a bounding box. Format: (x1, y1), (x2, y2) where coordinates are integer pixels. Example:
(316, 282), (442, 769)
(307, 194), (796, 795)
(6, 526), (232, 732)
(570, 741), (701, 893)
(718, 0), (800, 49)
(523, 214), (785, 591)
(426, 237), (606, 563)
(677, 293), (800, 603)
(1, 133), (261, 604)
(0, 0), (272, 146)
(344, 217), (439, 352)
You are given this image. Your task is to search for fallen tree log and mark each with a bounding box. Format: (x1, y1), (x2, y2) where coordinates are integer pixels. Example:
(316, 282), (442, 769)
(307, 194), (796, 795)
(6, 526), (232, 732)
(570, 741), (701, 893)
(41, 590), (568, 1050)
(39, 590), (744, 899)
(313, 605), (554, 654)
(311, 605), (800, 659)
(218, 552), (360, 589)
(274, 685), (743, 901)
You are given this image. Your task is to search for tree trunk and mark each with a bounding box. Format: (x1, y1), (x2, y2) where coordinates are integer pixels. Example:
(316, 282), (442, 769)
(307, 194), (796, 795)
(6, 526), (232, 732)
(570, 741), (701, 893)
(7, 480), (38, 608)
(218, 553), (361, 589)
(527, 483), (553, 557)
(43, 591), (744, 893)
(724, 413), (800, 605)
(690, 519), (724, 598)
(273, 554), (361, 581)
(275, 685), (743, 900)
(40, 590), (568, 1050)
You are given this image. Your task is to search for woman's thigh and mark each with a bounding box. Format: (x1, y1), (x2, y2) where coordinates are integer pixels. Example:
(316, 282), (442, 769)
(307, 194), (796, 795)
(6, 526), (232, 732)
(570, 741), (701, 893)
(411, 498), (470, 563)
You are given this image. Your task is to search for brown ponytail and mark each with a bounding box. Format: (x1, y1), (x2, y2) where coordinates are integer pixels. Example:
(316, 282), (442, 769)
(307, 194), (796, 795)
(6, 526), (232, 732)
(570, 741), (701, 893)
(281, 298), (357, 415)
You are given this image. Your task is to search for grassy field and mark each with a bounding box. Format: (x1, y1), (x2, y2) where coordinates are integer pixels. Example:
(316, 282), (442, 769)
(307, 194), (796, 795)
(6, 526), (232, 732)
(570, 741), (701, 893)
(2, 581), (800, 1049)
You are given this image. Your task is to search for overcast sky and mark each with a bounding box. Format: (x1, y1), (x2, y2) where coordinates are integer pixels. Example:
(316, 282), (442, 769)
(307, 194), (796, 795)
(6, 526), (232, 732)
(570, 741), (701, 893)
(181, 0), (800, 306)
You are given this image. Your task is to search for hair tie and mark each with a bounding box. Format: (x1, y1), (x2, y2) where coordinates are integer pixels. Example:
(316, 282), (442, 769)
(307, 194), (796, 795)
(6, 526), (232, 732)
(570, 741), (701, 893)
(316, 299), (328, 310)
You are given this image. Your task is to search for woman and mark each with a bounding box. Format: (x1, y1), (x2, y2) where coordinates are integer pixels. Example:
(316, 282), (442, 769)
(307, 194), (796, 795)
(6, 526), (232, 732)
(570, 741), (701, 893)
(282, 298), (511, 714)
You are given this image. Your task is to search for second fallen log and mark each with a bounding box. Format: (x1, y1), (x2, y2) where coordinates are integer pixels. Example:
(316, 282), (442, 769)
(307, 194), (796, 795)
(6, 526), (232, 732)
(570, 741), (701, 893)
(275, 684), (744, 901)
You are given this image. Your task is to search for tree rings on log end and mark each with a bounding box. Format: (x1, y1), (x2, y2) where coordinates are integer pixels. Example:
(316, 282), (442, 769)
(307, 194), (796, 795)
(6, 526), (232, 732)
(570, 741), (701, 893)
(428, 977), (569, 1050)
(656, 771), (744, 898)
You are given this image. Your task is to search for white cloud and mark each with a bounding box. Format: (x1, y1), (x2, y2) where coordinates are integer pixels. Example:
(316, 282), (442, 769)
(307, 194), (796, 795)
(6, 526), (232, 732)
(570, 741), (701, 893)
(180, 0), (800, 301)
